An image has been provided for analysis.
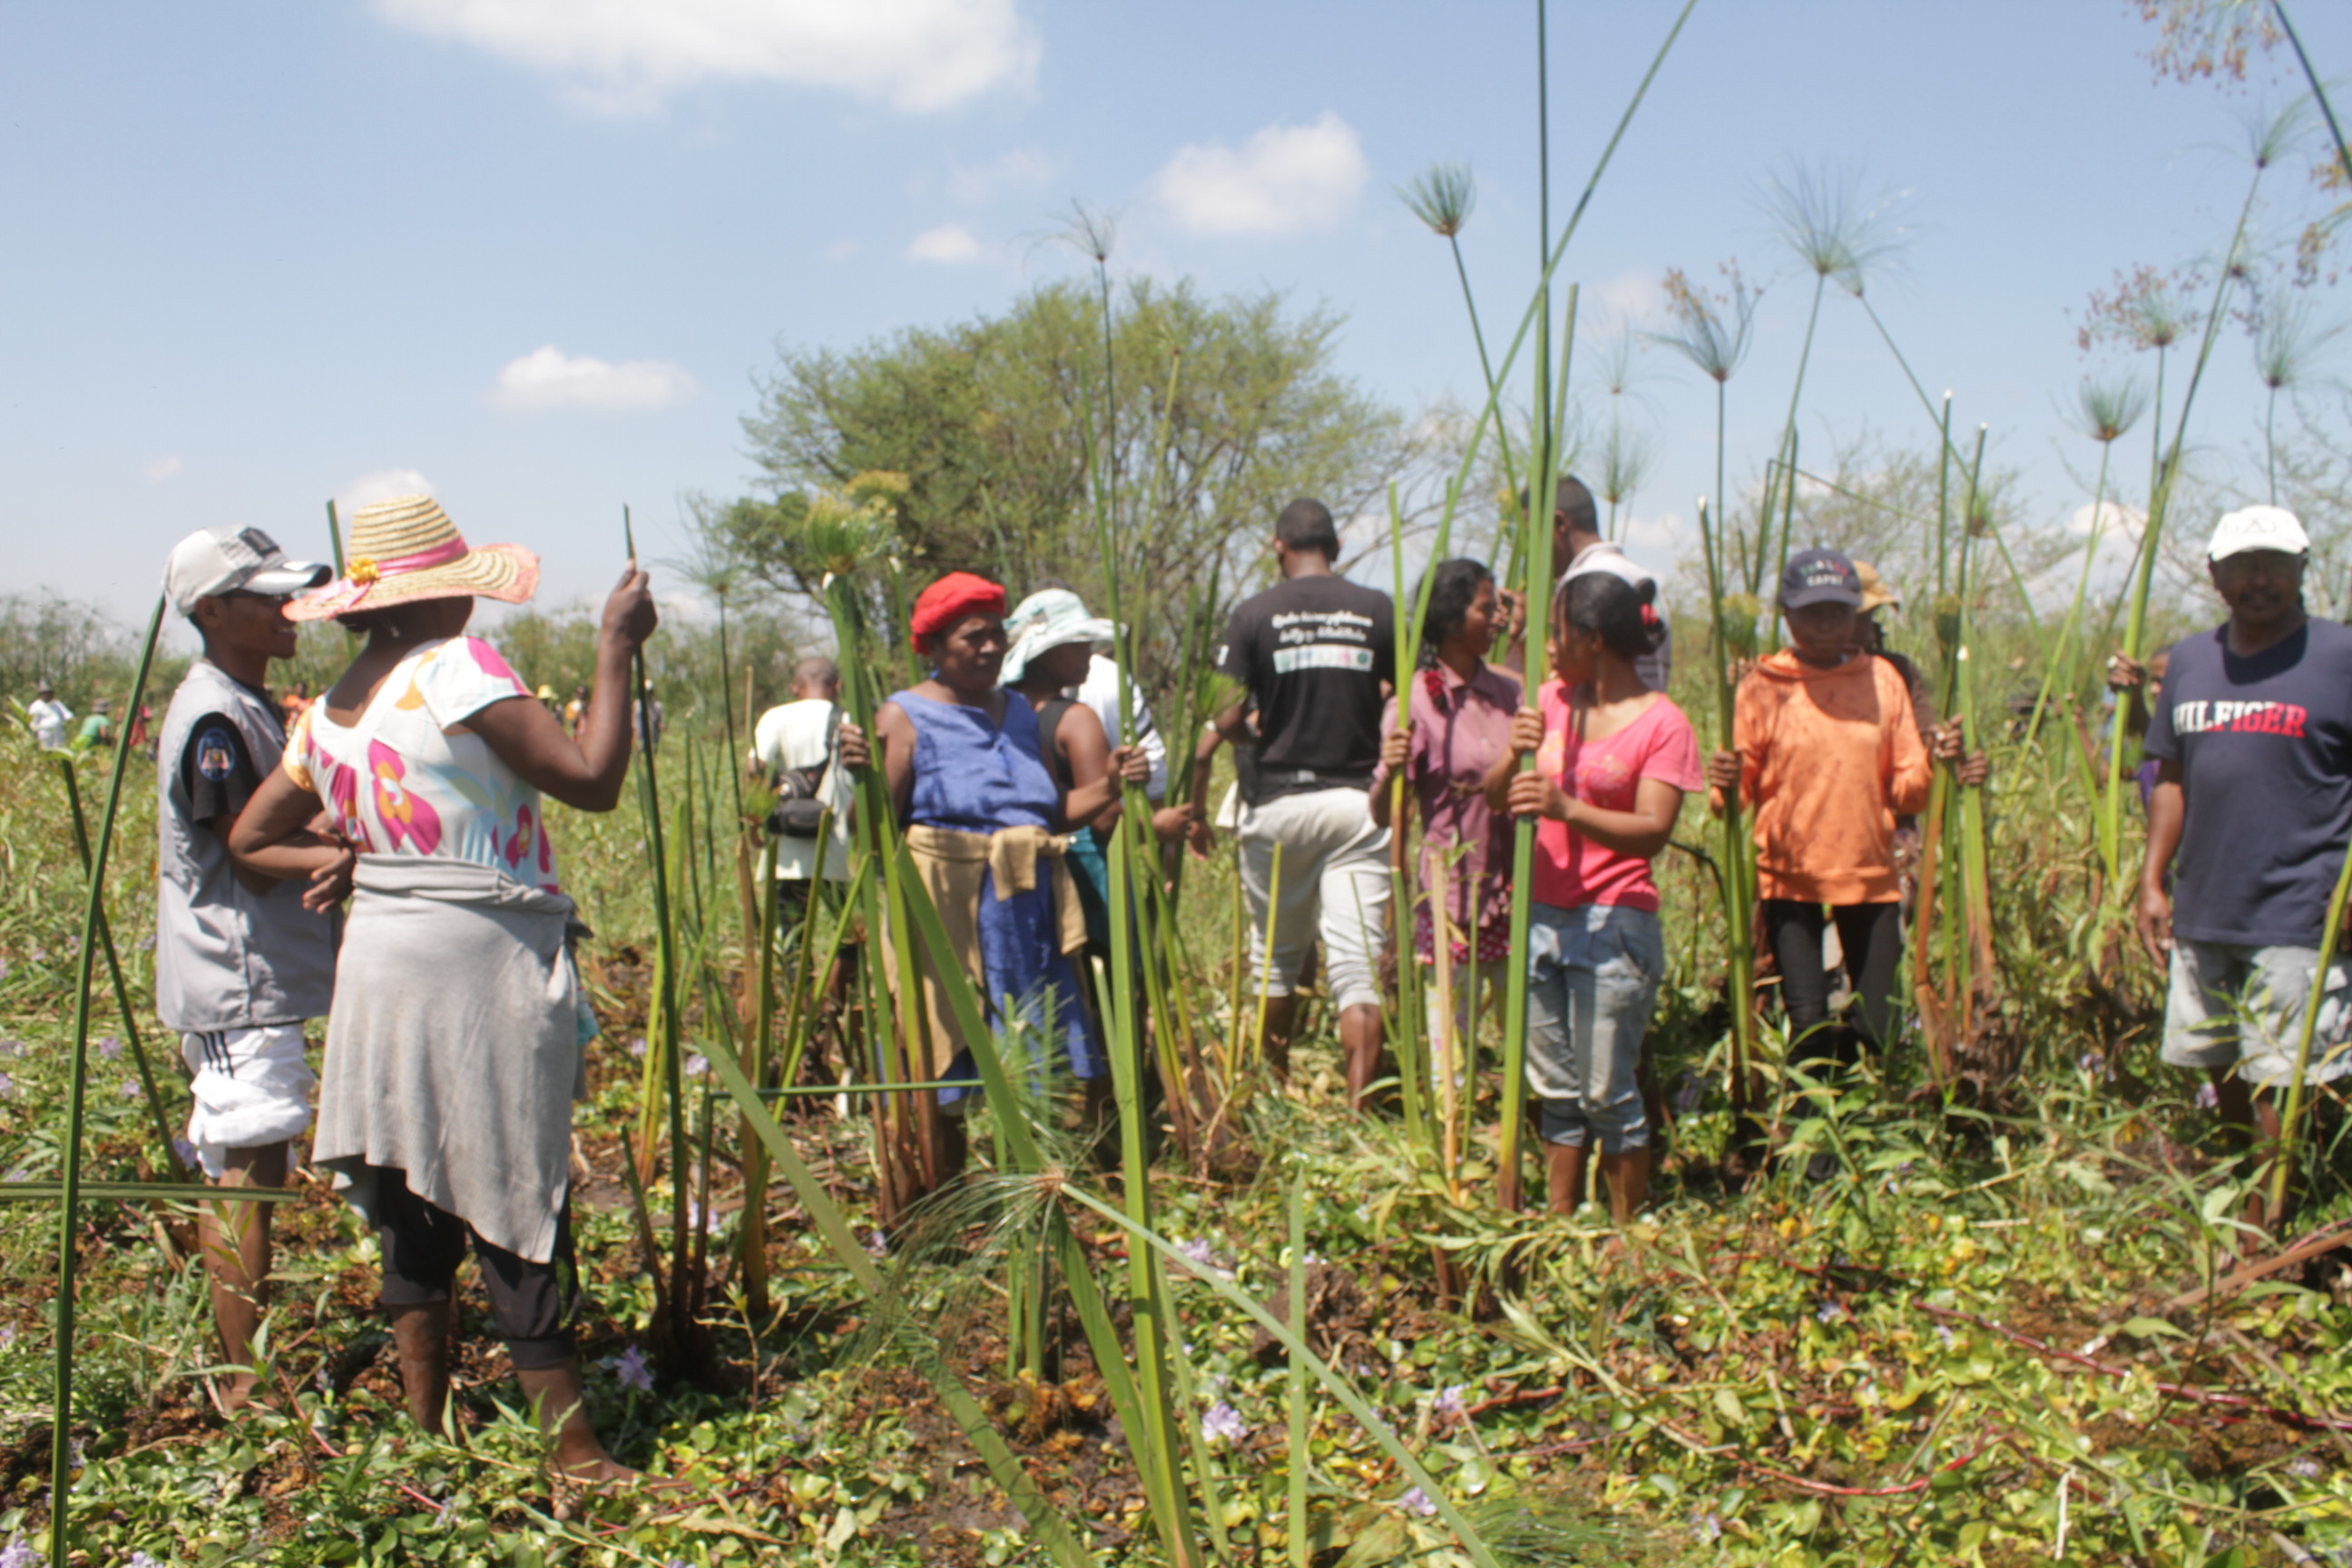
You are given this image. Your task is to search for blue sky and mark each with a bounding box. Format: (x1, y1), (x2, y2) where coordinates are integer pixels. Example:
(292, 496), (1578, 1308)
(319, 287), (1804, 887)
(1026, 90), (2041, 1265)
(5, 1), (2347, 648)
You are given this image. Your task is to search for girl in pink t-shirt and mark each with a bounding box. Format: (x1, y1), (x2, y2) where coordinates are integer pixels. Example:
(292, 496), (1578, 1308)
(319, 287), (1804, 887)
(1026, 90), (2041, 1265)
(1485, 573), (1700, 1219)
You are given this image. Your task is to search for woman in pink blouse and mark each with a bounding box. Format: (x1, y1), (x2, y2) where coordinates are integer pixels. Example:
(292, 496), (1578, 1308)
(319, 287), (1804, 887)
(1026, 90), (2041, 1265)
(1371, 559), (1523, 1084)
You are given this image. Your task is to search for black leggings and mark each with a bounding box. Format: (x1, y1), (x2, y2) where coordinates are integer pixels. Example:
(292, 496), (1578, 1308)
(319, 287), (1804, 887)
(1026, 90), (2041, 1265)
(375, 1170), (580, 1370)
(1763, 900), (1904, 1071)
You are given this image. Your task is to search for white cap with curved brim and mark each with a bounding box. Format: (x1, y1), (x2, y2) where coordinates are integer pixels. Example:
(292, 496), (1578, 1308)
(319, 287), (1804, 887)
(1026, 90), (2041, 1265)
(1000, 588), (1115, 686)
(164, 527), (333, 617)
(2208, 505), (2309, 562)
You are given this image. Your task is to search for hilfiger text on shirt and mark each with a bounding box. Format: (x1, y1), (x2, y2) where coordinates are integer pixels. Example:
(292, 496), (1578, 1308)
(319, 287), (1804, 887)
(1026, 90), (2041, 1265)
(2170, 699), (2310, 737)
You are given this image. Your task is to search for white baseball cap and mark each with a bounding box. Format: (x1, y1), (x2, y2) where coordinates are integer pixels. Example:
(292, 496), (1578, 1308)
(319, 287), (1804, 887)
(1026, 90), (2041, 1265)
(2207, 505), (2310, 563)
(163, 527), (332, 617)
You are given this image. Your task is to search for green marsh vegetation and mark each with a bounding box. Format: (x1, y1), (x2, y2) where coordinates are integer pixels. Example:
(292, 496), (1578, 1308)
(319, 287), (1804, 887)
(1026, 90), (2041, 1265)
(15, 4), (2352, 1563)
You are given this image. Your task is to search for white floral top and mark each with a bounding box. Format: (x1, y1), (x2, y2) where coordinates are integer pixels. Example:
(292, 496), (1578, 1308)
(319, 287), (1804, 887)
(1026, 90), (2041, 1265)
(283, 636), (560, 894)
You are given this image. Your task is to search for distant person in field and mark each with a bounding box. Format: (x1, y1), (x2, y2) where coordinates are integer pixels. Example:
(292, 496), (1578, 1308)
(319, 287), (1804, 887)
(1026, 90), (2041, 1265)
(751, 655), (856, 1088)
(2107, 643), (2173, 811)
(835, 573), (1142, 1175)
(564, 683), (590, 736)
(1015, 579), (1173, 808)
(1490, 573), (1696, 1219)
(1196, 498), (1396, 1106)
(1848, 562), (1935, 748)
(279, 681), (310, 730)
(2136, 505), (2352, 1230)
(73, 698), (115, 753)
(751, 655), (854, 910)
(1513, 475), (1671, 694)
(231, 493), (657, 1482)
(28, 681), (71, 750)
(153, 524), (337, 1413)
(1369, 559), (1521, 1033)
(1001, 589), (1195, 957)
(1705, 550), (1975, 1091)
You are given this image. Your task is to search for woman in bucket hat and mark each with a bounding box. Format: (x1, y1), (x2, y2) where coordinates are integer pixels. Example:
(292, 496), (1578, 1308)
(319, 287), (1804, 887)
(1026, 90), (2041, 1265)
(230, 494), (658, 1482)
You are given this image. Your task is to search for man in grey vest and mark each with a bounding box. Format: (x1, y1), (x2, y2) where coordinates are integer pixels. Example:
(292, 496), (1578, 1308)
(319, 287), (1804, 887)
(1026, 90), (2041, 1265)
(158, 526), (337, 1412)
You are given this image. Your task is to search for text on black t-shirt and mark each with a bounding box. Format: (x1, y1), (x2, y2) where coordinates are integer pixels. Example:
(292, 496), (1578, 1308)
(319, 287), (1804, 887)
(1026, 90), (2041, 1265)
(1217, 573), (1395, 801)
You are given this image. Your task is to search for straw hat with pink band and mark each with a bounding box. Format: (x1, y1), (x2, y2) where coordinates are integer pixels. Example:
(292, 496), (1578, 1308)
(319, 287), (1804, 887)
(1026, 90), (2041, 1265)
(288, 494), (540, 622)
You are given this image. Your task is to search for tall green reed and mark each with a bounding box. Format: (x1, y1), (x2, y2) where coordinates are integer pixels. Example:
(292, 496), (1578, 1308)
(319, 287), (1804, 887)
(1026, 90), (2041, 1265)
(47, 592), (164, 1563)
(2097, 129), (2279, 922)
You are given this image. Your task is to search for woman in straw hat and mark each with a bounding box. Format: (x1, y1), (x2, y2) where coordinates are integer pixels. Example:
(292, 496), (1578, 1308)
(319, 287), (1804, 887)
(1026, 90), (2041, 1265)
(230, 493), (656, 1481)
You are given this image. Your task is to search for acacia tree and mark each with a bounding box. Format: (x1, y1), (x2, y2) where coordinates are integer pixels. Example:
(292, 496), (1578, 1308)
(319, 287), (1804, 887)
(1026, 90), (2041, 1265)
(722, 276), (1447, 695)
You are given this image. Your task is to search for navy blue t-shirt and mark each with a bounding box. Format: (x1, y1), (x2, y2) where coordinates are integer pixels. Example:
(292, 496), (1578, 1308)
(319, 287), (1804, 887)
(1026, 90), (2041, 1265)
(2143, 619), (2352, 946)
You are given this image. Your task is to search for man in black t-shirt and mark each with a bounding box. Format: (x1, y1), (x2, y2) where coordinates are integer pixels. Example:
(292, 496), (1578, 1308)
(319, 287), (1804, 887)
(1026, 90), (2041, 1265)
(1195, 498), (1395, 1106)
(2138, 505), (2352, 1228)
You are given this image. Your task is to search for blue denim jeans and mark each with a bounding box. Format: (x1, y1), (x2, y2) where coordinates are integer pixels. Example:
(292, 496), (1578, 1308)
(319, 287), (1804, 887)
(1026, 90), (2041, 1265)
(1524, 903), (1663, 1153)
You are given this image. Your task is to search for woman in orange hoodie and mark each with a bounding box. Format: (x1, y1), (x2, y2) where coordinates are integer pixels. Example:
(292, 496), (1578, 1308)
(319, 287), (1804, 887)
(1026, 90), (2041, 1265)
(1705, 549), (1973, 1073)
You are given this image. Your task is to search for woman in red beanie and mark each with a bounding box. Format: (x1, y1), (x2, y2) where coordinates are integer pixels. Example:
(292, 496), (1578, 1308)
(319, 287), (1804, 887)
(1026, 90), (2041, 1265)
(842, 573), (1143, 1185)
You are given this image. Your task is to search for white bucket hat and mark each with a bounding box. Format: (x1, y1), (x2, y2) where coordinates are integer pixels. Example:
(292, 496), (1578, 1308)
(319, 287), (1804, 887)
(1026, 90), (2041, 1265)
(999, 588), (1115, 686)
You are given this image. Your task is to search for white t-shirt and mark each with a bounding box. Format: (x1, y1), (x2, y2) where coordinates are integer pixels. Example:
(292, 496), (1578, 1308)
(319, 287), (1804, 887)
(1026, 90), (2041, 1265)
(1560, 542), (1673, 693)
(750, 698), (852, 881)
(28, 698), (71, 750)
(1072, 654), (1167, 800)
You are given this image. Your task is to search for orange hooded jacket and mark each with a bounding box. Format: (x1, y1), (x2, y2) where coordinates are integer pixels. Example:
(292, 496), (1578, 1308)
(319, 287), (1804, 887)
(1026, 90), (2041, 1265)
(1719, 650), (1933, 905)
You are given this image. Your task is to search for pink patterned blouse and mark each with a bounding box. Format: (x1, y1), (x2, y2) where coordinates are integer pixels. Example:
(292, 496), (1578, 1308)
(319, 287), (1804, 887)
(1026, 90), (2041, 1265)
(282, 636), (560, 894)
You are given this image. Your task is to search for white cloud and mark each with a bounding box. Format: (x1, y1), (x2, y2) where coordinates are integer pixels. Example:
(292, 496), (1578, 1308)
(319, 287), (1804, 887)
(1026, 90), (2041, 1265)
(948, 145), (1058, 204)
(2066, 498), (2146, 541)
(824, 239), (859, 260)
(1593, 270), (1663, 323)
(489, 346), (695, 410)
(338, 469), (437, 513)
(1152, 112), (1367, 237)
(373, 0), (1039, 114)
(143, 456), (182, 484)
(907, 222), (983, 264)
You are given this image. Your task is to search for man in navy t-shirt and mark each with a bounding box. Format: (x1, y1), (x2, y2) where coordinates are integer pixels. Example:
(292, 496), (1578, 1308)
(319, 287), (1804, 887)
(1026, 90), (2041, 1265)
(2138, 505), (2352, 1225)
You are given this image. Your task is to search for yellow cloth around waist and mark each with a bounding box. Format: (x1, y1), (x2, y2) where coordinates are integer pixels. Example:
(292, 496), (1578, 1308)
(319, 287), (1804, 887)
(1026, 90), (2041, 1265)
(893, 823), (1088, 1076)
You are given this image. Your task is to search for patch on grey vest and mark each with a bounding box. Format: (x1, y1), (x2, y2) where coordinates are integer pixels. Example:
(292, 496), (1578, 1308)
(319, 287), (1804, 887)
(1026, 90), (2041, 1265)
(194, 726), (239, 780)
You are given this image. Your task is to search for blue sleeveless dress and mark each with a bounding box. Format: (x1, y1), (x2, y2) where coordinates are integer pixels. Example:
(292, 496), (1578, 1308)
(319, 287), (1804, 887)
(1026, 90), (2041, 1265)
(891, 690), (1104, 1102)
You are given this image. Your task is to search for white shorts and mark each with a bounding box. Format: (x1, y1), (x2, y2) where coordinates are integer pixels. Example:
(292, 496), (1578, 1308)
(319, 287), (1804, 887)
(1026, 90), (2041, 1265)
(1238, 786), (1391, 1014)
(180, 1024), (317, 1180)
(2161, 939), (2352, 1089)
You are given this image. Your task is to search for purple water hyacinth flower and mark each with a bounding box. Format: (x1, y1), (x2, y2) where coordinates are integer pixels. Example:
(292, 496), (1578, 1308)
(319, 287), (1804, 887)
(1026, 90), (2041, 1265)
(119, 1079), (142, 1098)
(865, 1230), (890, 1259)
(0, 1326), (17, 1348)
(2077, 1050), (2104, 1075)
(1934, 1325), (1956, 1348)
(1433, 1385), (1468, 1420)
(96, 1036), (122, 1062)
(1200, 1402), (1246, 1445)
(1398, 1486), (1438, 1517)
(606, 1344), (654, 1393)
(1175, 1238), (1232, 1279)
(0, 1535), (33, 1568)
(1691, 1513), (1723, 1544)
(127, 1553), (163, 1568)
(2195, 1081), (2220, 1111)
(1816, 1301), (1846, 1325)
(627, 1037), (648, 1059)
(2290, 1455), (2324, 1479)
(683, 1054), (709, 1078)
(172, 1137), (201, 1168)
(0, 1073), (13, 1098)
